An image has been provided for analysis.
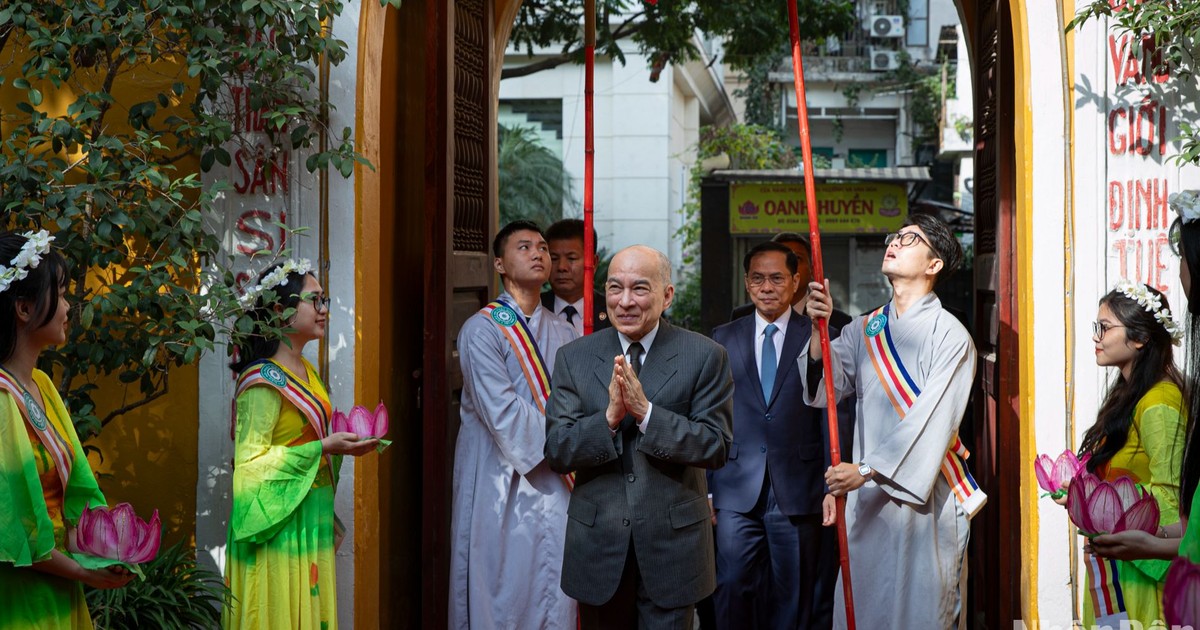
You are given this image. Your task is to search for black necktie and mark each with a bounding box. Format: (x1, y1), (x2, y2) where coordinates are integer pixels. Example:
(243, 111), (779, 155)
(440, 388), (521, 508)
(627, 342), (644, 376)
(562, 305), (578, 325)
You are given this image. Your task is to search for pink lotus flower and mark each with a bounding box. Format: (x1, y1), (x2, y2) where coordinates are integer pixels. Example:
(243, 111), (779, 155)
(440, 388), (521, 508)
(331, 401), (389, 439)
(1034, 450), (1090, 498)
(1066, 473), (1160, 537)
(69, 502), (161, 564)
(1165, 555), (1200, 627)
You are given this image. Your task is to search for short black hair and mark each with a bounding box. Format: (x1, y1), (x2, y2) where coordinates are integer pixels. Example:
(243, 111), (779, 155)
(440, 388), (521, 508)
(545, 219), (583, 243)
(743, 241), (799, 275)
(772, 232), (812, 257)
(492, 220), (545, 258)
(901, 213), (963, 285)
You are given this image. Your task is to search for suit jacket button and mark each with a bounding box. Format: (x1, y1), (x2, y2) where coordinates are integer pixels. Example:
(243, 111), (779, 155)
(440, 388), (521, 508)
(626, 473), (636, 483)
(760, 445), (767, 453)
(765, 413), (772, 421)
(622, 518), (630, 527)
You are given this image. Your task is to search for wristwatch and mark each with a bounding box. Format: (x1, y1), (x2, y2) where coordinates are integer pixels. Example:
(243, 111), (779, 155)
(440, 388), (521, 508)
(857, 462), (874, 479)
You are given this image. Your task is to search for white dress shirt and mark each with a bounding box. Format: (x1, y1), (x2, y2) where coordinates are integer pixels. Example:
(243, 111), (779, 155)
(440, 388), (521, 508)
(553, 295), (586, 337)
(753, 307), (791, 381)
(616, 321), (661, 433)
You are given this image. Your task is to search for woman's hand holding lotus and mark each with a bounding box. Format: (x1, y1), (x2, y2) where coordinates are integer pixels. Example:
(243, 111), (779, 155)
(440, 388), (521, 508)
(324, 402), (391, 456)
(68, 502), (162, 580)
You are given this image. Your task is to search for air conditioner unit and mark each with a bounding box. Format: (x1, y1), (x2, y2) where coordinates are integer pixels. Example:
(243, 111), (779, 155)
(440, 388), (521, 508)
(866, 15), (905, 38)
(869, 49), (901, 71)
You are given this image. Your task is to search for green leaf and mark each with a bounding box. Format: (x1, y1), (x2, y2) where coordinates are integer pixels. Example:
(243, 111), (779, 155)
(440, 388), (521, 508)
(28, 88), (42, 106)
(81, 304), (95, 330)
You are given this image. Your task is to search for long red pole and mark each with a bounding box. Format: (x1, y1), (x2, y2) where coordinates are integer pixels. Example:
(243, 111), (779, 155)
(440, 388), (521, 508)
(582, 0), (596, 336)
(785, 2), (856, 628)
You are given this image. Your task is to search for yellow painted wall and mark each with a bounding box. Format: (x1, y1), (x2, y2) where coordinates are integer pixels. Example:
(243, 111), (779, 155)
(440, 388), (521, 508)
(89, 365), (200, 546)
(1, 39), (202, 545)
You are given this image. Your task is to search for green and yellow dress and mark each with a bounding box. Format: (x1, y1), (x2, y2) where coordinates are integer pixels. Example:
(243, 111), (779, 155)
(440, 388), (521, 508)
(223, 359), (341, 630)
(0, 369), (107, 630)
(1084, 380), (1185, 626)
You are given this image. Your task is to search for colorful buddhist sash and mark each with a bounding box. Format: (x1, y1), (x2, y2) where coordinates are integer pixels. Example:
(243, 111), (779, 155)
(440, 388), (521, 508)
(1084, 553), (1127, 619)
(0, 367), (73, 492)
(862, 304), (986, 517)
(480, 299), (574, 492)
(233, 359), (334, 469)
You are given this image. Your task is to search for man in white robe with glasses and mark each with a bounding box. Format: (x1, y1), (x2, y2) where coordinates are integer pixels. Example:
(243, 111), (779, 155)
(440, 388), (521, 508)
(802, 213), (983, 630)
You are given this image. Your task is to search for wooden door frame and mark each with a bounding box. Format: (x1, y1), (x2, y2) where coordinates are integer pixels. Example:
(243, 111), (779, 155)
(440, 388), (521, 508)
(962, 0), (1023, 625)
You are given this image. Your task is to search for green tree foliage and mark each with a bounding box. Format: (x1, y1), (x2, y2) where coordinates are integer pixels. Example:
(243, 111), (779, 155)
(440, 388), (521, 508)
(505, 0), (856, 80)
(1069, 0), (1200, 166)
(498, 124), (578, 228)
(734, 55), (785, 128)
(880, 53), (954, 156)
(670, 124), (802, 331)
(0, 0), (366, 438)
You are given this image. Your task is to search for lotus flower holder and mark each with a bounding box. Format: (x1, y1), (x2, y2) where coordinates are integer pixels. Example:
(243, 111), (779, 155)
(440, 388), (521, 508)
(68, 502), (162, 578)
(331, 401), (391, 452)
(1034, 450), (1090, 499)
(1066, 473), (1160, 538)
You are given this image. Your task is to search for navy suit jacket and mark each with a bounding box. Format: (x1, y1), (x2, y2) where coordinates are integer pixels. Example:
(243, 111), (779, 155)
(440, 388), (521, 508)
(709, 313), (829, 516)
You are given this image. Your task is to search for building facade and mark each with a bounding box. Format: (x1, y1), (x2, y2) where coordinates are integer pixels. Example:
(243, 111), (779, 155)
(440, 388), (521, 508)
(498, 33), (735, 269)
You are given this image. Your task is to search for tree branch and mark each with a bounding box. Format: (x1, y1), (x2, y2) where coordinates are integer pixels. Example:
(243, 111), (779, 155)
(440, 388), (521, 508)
(101, 376), (170, 427)
(501, 20), (646, 80)
(502, 54), (579, 80)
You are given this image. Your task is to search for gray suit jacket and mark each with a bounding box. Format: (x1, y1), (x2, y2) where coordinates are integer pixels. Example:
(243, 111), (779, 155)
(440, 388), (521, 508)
(545, 322), (734, 609)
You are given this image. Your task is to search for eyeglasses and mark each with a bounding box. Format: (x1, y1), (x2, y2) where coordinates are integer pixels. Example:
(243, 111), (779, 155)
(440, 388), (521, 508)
(309, 295), (331, 312)
(1092, 321), (1125, 340)
(884, 231), (933, 250)
(747, 273), (790, 287)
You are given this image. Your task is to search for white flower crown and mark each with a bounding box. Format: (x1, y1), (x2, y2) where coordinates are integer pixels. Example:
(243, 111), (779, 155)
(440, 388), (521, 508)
(0, 230), (55, 294)
(238, 258), (313, 309)
(1171, 190), (1200, 224)
(1113, 278), (1183, 345)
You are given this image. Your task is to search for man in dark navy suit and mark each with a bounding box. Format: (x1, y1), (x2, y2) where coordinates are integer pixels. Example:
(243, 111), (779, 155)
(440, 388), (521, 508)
(541, 219), (611, 335)
(709, 242), (835, 629)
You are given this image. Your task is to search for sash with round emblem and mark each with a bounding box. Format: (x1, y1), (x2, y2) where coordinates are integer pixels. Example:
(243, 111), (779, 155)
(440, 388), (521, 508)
(490, 304), (519, 327)
(865, 312), (887, 337)
(260, 363), (288, 388)
(23, 391), (47, 430)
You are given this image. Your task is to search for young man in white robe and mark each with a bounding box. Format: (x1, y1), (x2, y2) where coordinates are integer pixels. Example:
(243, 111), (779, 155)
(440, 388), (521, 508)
(802, 213), (983, 630)
(449, 220), (579, 629)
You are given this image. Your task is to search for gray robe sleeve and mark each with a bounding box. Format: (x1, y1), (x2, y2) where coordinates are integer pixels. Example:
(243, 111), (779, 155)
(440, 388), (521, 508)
(457, 317), (547, 476)
(799, 317), (861, 408)
(866, 327), (977, 506)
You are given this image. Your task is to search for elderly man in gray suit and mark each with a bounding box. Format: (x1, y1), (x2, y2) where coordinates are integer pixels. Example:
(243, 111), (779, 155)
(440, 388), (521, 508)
(546, 245), (734, 630)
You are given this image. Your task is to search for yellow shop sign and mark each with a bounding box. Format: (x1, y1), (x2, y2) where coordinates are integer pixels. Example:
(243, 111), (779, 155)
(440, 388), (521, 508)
(729, 182), (908, 234)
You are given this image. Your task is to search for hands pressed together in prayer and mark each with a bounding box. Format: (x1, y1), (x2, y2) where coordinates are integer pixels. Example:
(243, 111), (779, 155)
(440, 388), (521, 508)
(606, 355), (649, 429)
